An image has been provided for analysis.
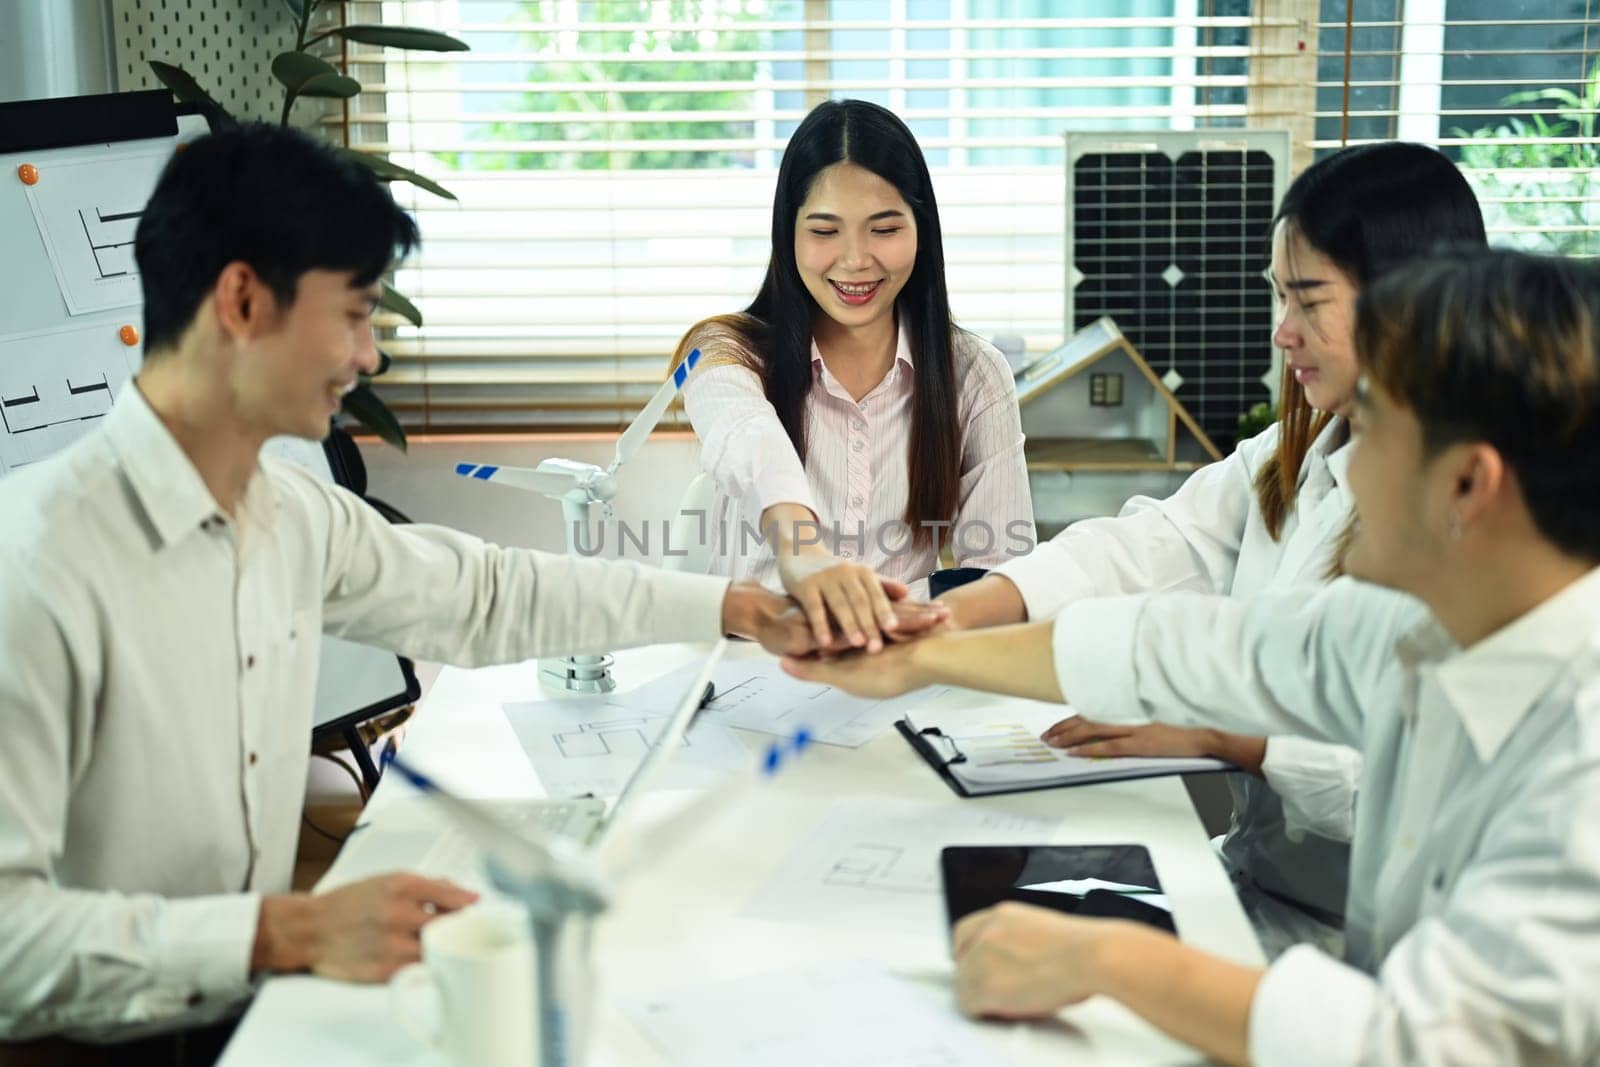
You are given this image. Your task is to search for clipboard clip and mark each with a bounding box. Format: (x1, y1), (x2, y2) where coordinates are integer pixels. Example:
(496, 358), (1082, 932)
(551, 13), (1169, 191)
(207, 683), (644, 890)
(902, 715), (967, 766)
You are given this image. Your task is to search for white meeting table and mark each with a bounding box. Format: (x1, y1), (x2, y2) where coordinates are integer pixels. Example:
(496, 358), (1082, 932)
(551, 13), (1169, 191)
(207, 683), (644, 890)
(221, 641), (1263, 1066)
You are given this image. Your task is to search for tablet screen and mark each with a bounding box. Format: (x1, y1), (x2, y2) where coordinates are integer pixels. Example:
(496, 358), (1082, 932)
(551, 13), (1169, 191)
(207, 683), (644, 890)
(941, 844), (1176, 934)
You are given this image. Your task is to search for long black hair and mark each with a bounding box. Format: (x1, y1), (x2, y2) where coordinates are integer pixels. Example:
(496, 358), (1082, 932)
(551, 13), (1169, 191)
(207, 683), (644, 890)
(1256, 141), (1486, 538)
(678, 99), (962, 544)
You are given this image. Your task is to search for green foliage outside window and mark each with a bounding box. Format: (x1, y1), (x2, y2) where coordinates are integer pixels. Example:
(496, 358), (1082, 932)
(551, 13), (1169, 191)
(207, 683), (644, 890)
(1453, 60), (1599, 256)
(436, 0), (766, 173)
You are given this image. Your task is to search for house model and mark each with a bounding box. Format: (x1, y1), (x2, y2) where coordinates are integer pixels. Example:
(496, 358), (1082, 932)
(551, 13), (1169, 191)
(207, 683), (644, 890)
(1013, 316), (1225, 538)
(1016, 315), (1222, 475)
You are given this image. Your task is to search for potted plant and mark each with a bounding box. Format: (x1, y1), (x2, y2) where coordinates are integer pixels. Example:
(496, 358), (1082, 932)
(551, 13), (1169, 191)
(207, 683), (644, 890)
(148, 0), (469, 449)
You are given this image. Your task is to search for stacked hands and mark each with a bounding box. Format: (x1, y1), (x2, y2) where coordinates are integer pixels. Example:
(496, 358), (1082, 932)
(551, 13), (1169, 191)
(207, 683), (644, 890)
(742, 548), (1263, 1023)
(273, 554), (1232, 1015)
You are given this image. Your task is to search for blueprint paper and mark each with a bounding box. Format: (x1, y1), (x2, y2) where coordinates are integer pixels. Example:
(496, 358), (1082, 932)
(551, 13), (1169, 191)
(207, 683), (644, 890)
(0, 320), (140, 476)
(623, 960), (1010, 1067)
(636, 658), (949, 748)
(502, 693), (747, 798)
(23, 149), (171, 315)
(743, 798), (1058, 935)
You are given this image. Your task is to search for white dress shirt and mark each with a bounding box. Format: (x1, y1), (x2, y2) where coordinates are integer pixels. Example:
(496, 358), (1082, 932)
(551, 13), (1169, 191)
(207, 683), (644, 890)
(682, 325), (1036, 595)
(0, 386), (731, 1042)
(1054, 570), (1600, 1066)
(995, 419), (1362, 923)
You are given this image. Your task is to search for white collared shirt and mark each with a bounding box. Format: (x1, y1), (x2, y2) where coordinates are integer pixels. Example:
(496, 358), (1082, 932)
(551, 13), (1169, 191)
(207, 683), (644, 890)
(996, 419), (1362, 921)
(0, 387), (730, 1042)
(1055, 570), (1600, 1065)
(682, 326), (1036, 595)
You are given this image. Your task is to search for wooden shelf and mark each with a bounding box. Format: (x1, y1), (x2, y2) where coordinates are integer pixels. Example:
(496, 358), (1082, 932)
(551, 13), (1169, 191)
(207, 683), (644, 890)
(1025, 437), (1205, 472)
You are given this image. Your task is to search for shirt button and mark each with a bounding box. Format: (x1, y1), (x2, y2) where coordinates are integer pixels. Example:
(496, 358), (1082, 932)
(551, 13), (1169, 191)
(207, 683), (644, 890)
(248, 752), (259, 766)
(839, 548), (853, 559)
(186, 992), (204, 1008)
(851, 495), (864, 507)
(245, 654), (256, 670)
(852, 439), (865, 453)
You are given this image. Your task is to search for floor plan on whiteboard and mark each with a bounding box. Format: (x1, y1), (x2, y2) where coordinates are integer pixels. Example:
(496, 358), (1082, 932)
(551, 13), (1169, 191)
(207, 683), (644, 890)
(22, 148), (171, 315)
(0, 321), (140, 476)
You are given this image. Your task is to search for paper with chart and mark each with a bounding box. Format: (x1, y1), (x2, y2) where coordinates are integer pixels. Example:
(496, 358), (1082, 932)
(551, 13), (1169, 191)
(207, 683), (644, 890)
(743, 797), (1057, 934)
(0, 321), (140, 476)
(502, 689), (747, 798)
(22, 148), (171, 315)
(623, 960), (1009, 1067)
(636, 658), (948, 748)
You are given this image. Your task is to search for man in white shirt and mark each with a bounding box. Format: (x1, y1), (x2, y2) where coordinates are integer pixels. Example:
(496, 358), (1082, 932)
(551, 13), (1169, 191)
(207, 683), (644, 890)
(0, 123), (924, 1051)
(784, 249), (1600, 1065)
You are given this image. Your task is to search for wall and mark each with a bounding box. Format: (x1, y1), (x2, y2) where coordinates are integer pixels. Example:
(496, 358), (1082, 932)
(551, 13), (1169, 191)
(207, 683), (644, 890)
(0, 0), (115, 103)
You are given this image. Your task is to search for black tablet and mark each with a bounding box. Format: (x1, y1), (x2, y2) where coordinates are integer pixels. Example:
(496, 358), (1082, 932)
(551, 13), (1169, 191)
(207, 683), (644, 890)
(941, 844), (1177, 934)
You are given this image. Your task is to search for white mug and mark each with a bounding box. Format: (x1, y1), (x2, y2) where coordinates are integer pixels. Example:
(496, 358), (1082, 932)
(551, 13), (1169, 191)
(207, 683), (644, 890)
(389, 901), (538, 1067)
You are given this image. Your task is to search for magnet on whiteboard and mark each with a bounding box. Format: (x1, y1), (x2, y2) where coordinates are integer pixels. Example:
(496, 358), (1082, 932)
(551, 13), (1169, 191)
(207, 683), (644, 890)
(17, 164), (38, 185)
(119, 325), (140, 346)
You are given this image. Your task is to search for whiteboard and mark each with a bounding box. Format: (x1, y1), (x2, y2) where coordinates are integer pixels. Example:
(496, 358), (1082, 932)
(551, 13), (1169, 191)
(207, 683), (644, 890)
(0, 97), (416, 735)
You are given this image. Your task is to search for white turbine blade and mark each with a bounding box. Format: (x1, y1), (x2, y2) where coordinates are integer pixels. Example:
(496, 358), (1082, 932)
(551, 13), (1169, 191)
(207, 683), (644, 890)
(612, 347), (703, 471)
(454, 461), (578, 497)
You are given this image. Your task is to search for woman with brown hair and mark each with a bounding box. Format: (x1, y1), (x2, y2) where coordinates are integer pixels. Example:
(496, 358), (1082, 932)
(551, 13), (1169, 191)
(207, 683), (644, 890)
(936, 141), (1487, 955)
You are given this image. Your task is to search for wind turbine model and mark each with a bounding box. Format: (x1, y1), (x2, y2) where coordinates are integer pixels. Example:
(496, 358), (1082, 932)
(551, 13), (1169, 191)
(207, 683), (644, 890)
(452, 348), (704, 693)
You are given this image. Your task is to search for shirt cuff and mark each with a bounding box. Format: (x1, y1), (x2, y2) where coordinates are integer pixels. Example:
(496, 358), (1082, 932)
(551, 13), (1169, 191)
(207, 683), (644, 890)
(646, 570), (732, 643)
(1260, 736), (1361, 843)
(1051, 595), (1148, 722)
(156, 892), (262, 1002)
(1249, 945), (1378, 1067)
(991, 538), (1098, 621)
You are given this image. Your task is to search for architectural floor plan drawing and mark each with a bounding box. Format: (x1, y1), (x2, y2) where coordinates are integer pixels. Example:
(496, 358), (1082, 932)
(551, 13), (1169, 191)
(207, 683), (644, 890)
(503, 694), (747, 799)
(744, 798), (1056, 934)
(553, 713), (697, 760)
(22, 148), (169, 315)
(0, 321), (139, 476)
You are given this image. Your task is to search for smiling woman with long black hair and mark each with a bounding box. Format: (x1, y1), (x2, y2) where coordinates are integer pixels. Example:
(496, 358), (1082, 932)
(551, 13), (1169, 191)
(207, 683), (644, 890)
(674, 99), (1035, 653)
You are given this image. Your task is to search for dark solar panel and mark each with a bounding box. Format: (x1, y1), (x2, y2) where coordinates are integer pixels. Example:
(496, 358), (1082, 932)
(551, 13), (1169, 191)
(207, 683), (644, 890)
(1070, 146), (1278, 451)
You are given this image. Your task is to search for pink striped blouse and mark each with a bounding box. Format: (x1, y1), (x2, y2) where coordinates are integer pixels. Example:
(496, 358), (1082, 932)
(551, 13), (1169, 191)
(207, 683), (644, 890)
(682, 326), (1037, 595)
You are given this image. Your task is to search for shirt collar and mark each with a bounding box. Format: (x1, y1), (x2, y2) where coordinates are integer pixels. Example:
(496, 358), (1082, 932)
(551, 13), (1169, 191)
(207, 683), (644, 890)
(809, 323), (915, 372)
(1298, 415), (1352, 492)
(104, 383), (230, 550)
(1416, 565), (1600, 761)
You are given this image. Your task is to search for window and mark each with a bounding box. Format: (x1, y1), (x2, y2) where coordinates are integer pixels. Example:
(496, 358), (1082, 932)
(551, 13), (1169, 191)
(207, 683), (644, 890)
(1314, 0), (1598, 254)
(350, 0), (1596, 432)
(351, 0), (1257, 430)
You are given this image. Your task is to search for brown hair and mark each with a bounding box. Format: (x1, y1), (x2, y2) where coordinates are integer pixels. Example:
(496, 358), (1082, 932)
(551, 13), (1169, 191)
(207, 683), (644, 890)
(1253, 142), (1486, 539)
(1358, 251), (1600, 562)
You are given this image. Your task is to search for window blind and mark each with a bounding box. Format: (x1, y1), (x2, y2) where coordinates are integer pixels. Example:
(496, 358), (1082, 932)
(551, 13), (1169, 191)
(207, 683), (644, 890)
(1310, 0), (1597, 254)
(339, 0), (1261, 430)
(343, 0), (1594, 432)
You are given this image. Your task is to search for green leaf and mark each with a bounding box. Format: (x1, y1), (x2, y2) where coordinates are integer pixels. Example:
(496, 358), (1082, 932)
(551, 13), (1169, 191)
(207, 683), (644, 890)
(379, 283), (423, 327)
(148, 60), (237, 131)
(297, 72), (362, 98)
(271, 51), (340, 93)
(340, 383), (407, 451)
(342, 148), (458, 201)
(332, 25), (470, 52)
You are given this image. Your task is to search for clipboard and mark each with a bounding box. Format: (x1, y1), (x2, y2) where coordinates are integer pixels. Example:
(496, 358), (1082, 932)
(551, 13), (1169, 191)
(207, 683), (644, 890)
(895, 715), (1232, 798)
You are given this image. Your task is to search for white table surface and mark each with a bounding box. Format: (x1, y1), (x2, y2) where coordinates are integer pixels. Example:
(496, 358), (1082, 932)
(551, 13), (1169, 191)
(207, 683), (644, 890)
(221, 642), (1262, 1066)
